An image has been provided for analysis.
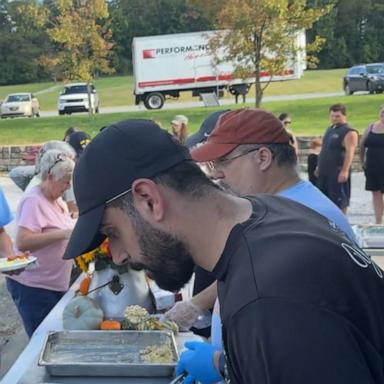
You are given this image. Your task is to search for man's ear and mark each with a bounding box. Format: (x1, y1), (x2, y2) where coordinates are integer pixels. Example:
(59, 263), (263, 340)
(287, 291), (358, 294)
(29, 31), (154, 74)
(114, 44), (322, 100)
(257, 147), (274, 171)
(131, 179), (165, 222)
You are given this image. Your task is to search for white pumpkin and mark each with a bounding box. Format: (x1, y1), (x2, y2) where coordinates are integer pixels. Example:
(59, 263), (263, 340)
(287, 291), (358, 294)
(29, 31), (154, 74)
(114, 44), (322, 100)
(63, 295), (104, 330)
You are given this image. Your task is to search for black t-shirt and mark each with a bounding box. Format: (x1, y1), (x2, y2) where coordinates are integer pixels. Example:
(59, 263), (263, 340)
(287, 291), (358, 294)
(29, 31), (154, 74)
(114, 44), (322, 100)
(318, 123), (356, 177)
(213, 195), (384, 384)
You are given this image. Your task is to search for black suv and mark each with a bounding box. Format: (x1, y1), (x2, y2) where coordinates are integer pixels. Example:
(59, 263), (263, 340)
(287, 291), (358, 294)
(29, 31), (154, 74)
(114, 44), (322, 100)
(343, 63), (384, 95)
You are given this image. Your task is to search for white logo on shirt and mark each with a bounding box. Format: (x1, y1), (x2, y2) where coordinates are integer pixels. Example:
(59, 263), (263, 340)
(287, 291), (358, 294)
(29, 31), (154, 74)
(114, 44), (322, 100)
(341, 243), (383, 278)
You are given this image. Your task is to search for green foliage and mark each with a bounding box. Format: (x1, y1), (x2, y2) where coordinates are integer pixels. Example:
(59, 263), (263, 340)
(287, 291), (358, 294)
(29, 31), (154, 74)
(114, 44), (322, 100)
(309, 0), (384, 68)
(108, 0), (214, 74)
(207, 0), (333, 107)
(16, 0), (114, 82)
(0, 0), (54, 85)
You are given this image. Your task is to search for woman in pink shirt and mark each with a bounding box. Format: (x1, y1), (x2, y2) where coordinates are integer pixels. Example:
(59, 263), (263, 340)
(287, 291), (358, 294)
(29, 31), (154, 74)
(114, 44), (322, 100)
(6, 149), (75, 337)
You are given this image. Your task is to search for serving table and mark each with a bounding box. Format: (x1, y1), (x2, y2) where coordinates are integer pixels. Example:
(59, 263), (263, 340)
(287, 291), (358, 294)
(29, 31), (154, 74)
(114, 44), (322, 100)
(2, 277), (198, 384)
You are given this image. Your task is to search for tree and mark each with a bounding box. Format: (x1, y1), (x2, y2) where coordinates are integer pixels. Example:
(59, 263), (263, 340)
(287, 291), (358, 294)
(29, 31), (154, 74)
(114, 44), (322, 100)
(18, 0), (114, 82)
(108, 0), (214, 74)
(309, 0), (384, 69)
(0, 0), (53, 85)
(207, 0), (333, 107)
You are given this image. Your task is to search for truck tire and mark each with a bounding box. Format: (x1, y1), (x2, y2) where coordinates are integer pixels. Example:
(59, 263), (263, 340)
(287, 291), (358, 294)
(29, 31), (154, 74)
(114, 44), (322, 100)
(144, 93), (165, 110)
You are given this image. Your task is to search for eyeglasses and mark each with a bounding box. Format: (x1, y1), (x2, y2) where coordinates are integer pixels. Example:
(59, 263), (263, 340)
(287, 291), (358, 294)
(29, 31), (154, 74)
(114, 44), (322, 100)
(47, 153), (67, 174)
(106, 188), (132, 205)
(207, 147), (261, 172)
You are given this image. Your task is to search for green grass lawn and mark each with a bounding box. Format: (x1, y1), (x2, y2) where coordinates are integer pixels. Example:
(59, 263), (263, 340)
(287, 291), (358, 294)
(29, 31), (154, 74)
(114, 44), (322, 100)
(0, 68), (347, 112)
(0, 93), (382, 145)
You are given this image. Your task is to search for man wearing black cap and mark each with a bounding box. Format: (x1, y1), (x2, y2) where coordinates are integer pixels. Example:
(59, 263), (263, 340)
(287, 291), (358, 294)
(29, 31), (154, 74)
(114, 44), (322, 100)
(64, 117), (384, 384)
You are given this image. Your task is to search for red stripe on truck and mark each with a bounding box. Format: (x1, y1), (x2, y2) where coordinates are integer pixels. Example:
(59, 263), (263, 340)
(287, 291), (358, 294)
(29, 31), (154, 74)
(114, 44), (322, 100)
(137, 69), (294, 88)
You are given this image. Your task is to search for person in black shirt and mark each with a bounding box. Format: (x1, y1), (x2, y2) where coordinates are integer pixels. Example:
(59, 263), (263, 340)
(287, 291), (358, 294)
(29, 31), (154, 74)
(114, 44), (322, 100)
(63, 115), (384, 384)
(317, 103), (358, 213)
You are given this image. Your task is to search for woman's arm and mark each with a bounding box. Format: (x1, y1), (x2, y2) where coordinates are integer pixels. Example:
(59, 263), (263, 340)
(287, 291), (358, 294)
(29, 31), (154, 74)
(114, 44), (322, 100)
(16, 226), (71, 253)
(359, 125), (371, 164)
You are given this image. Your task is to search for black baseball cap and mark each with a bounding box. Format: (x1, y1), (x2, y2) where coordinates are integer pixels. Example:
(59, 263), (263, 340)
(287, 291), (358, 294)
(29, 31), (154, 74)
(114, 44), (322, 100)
(63, 119), (191, 260)
(185, 110), (230, 149)
(68, 131), (91, 157)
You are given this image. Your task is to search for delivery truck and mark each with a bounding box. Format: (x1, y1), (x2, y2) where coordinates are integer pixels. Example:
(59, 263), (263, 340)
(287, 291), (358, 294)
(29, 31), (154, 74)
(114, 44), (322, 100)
(132, 30), (306, 110)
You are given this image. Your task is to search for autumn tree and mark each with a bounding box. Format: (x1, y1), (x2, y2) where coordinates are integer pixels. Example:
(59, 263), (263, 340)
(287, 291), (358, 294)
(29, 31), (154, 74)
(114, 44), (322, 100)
(18, 0), (114, 82)
(208, 0), (333, 106)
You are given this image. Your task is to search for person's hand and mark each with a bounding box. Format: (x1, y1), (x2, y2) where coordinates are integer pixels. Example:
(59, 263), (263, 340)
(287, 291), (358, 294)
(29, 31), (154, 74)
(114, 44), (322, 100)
(314, 166), (319, 177)
(164, 300), (204, 331)
(338, 170), (349, 183)
(176, 341), (222, 384)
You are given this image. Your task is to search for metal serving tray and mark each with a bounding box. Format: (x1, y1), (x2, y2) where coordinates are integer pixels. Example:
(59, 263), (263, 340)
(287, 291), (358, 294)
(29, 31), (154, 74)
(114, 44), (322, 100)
(38, 330), (178, 377)
(353, 224), (384, 248)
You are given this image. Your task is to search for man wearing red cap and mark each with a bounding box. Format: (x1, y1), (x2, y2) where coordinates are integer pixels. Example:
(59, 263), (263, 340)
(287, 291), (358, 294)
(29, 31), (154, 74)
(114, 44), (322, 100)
(171, 108), (357, 382)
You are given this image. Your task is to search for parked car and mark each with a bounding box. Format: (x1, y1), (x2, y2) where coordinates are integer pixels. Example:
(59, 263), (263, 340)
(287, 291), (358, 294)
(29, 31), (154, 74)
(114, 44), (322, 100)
(0, 93), (40, 118)
(343, 63), (384, 95)
(57, 83), (99, 115)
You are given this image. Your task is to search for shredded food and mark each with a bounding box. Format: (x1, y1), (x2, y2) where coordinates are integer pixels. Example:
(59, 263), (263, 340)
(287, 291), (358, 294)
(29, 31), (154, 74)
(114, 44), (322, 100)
(140, 341), (175, 364)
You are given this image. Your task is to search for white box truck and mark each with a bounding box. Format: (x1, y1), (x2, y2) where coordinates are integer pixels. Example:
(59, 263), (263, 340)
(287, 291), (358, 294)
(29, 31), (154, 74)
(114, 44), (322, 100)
(132, 30), (306, 110)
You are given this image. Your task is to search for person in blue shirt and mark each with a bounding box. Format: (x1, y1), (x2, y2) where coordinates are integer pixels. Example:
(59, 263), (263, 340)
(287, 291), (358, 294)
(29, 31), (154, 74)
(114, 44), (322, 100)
(0, 186), (14, 257)
(168, 108), (357, 383)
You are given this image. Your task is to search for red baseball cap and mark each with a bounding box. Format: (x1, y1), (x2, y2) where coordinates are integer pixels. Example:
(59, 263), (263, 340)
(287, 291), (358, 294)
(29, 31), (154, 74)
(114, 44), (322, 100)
(191, 108), (290, 162)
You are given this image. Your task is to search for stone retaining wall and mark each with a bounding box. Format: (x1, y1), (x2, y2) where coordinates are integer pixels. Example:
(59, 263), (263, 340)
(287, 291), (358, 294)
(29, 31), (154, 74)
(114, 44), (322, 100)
(297, 135), (363, 172)
(0, 137), (363, 172)
(0, 145), (41, 172)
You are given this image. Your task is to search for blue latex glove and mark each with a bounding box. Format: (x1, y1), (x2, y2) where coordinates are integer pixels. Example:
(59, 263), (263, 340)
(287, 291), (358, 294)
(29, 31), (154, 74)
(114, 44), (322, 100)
(176, 341), (222, 384)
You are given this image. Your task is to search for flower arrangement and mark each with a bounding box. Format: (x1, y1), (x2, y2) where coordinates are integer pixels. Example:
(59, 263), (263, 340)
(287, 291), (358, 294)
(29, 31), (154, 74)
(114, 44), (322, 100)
(75, 238), (128, 274)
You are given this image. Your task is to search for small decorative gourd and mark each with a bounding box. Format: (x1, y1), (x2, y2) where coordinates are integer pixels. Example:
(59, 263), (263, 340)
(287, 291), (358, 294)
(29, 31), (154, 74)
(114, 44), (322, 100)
(63, 295), (104, 330)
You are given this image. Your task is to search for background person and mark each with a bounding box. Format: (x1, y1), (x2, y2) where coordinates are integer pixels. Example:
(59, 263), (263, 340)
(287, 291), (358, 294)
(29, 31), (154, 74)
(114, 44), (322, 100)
(317, 103), (358, 214)
(307, 138), (322, 186)
(63, 126), (79, 142)
(6, 150), (75, 337)
(68, 131), (91, 160)
(360, 105), (384, 224)
(26, 141), (77, 218)
(278, 112), (299, 154)
(171, 114), (189, 144)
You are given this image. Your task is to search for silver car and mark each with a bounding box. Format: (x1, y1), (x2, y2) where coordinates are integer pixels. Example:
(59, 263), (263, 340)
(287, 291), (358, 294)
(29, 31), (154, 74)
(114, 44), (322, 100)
(0, 93), (40, 118)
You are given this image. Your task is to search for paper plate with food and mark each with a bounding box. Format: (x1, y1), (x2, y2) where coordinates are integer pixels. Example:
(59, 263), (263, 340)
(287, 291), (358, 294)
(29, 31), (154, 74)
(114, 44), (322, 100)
(0, 255), (37, 273)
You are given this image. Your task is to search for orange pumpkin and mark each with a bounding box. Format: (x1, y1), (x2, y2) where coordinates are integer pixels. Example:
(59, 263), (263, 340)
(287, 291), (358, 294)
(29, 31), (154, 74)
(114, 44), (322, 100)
(79, 275), (92, 295)
(100, 320), (121, 330)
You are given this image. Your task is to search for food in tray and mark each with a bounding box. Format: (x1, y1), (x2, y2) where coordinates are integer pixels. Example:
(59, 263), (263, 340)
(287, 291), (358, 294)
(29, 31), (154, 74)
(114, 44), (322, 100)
(140, 341), (175, 364)
(38, 330), (178, 377)
(121, 305), (179, 334)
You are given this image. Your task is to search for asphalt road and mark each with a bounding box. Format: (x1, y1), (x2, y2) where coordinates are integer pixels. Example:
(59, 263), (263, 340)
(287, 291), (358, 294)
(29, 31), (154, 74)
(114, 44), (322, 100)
(40, 91), (345, 117)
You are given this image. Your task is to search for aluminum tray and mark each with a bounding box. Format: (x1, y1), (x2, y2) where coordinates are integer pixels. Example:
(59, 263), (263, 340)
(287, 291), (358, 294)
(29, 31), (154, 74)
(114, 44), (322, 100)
(38, 330), (178, 377)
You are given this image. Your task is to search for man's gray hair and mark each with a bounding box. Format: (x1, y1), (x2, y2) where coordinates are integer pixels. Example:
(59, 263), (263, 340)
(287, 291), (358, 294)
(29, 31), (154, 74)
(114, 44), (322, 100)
(35, 141), (76, 175)
(39, 149), (75, 181)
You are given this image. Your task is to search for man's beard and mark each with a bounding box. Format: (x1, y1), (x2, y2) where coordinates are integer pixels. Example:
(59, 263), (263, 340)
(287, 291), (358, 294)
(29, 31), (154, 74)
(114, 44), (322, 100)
(129, 213), (195, 292)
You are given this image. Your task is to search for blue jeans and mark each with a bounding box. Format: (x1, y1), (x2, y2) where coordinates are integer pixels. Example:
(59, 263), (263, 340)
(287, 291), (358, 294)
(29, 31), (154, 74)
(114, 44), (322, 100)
(6, 278), (65, 337)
